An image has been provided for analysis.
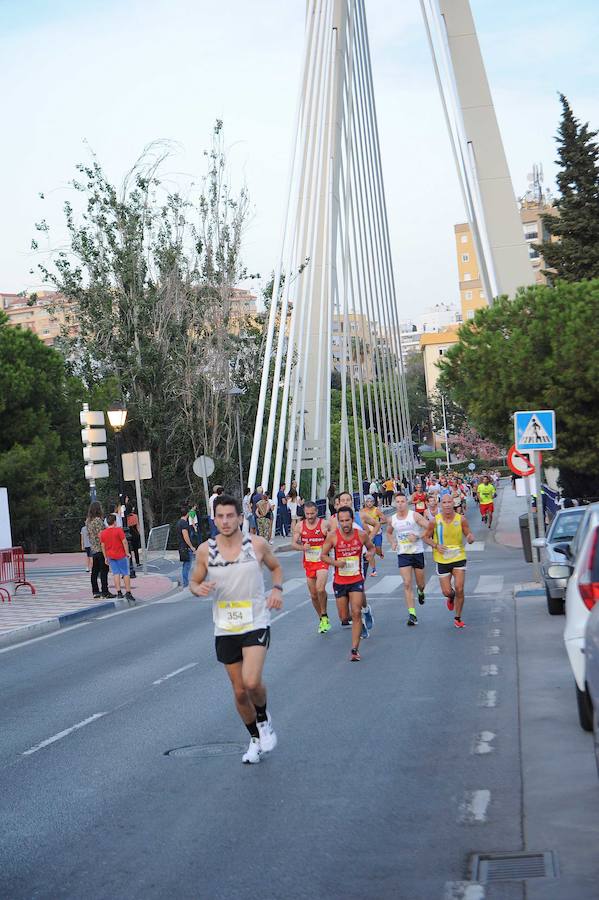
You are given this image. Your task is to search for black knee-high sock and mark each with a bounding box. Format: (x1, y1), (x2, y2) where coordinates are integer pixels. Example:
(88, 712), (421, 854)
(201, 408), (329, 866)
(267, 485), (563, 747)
(245, 721), (259, 738)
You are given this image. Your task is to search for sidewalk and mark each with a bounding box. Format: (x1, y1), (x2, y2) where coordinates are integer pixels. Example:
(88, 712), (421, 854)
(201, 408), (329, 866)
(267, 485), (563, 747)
(494, 480), (526, 549)
(0, 564), (177, 649)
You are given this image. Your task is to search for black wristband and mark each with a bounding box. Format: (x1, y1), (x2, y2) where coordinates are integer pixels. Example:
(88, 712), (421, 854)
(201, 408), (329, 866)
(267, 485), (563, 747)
(272, 583), (283, 591)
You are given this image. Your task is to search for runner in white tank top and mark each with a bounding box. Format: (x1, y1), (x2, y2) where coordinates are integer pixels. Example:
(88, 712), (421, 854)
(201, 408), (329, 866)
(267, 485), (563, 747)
(190, 494), (284, 765)
(387, 493), (429, 627)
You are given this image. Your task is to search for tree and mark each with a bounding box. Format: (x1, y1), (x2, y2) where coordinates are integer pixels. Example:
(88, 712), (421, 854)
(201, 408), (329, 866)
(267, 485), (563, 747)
(429, 390), (468, 436)
(436, 281), (599, 496)
(537, 94), (599, 281)
(0, 313), (87, 546)
(34, 123), (262, 522)
(403, 354), (429, 442)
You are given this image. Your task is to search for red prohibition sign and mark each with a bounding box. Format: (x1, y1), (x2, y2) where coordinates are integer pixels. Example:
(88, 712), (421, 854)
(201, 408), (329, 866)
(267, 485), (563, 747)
(507, 445), (542, 477)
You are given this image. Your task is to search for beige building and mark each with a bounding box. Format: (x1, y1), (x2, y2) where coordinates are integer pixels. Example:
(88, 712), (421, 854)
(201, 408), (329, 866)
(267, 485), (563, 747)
(229, 288), (258, 318)
(453, 224), (488, 321)
(1, 291), (78, 346)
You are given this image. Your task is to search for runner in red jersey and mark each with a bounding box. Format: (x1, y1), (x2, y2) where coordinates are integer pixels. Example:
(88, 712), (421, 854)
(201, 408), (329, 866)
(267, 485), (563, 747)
(411, 485), (427, 516)
(321, 506), (375, 661)
(291, 500), (331, 634)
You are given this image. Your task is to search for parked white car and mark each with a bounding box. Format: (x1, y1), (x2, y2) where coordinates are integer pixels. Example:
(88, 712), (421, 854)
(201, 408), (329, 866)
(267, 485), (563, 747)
(548, 502), (599, 731)
(585, 601), (599, 776)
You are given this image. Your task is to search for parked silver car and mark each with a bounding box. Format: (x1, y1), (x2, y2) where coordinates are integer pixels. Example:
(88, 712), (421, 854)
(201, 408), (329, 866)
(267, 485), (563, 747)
(585, 601), (599, 777)
(533, 506), (586, 615)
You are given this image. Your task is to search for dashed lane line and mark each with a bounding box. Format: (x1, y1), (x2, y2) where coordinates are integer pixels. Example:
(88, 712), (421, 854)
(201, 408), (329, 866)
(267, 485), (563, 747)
(23, 713), (107, 756)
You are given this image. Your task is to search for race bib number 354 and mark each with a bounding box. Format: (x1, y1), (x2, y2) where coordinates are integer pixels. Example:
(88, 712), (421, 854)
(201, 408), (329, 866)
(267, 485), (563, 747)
(217, 600), (253, 632)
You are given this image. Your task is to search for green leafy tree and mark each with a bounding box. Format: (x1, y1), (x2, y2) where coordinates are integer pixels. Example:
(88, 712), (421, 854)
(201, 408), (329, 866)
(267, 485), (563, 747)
(404, 354), (429, 442)
(0, 313), (87, 547)
(436, 281), (599, 497)
(537, 94), (599, 281)
(34, 124), (263, 521)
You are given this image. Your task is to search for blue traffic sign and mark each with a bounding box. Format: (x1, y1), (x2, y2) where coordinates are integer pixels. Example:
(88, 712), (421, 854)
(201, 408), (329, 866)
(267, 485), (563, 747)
(514, 410), (556, 451)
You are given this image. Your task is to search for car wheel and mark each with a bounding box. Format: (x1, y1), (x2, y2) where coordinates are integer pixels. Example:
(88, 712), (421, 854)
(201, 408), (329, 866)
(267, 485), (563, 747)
(576, 681), (594, 732)
(546, 589), (564, 616)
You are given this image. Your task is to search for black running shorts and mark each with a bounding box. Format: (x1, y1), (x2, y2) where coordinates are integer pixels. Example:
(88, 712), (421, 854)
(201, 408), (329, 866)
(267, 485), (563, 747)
(436, 560), (466, 576)
(397, 552), (425, 570)
(215, 627), (270, 665)
(333, 580), (365, 599)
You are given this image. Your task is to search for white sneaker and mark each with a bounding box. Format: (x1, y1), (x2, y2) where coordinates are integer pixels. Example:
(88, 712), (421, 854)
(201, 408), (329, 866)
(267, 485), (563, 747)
(257, 714), (277, 753)
(242, 737), (262, 764)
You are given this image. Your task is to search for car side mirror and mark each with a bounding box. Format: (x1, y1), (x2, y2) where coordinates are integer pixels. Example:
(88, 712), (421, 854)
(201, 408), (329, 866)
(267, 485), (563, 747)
(547, 563), (572, 579)
(532, 537), (546, 549)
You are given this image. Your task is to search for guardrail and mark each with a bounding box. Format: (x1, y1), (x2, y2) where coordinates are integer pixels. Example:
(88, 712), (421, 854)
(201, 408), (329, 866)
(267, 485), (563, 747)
(0, 547), (36, 603)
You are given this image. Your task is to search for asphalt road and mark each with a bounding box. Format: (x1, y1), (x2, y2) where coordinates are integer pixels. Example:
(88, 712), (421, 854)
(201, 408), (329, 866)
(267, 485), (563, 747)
(1, 493), (597, 900)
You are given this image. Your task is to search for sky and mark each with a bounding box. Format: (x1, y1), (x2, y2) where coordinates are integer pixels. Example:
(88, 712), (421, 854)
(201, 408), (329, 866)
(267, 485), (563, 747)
(1, 0), (598, 321)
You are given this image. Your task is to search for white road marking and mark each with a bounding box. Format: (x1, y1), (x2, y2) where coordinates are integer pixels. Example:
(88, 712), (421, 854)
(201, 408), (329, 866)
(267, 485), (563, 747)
(485, 646), (500, 655)
(371, 576), (403, 594)
(424, 576), (443, 595)
(23, 713), (107, 756)
(478, 690), (497, 708)
(152, 662), (198, 685)
(481, 664), (498, 676)
(474, 575), (504, 594)
(472, 731), (496, 755)
(488, 628), (501, 637)
(444, 882), (485, 899)
(0, 621), (91, 654)
(458, 789), (491, 823)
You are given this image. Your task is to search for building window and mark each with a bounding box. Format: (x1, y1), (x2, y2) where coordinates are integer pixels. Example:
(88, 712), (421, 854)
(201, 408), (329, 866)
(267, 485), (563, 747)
(460, 234), (468, 244)
(461, 253), (470, 262)
(464, 290), (472, 300)
(523, 223), (538, 241)
(479, 290), (485, 298)
(528, 246), (540, 259)
(467, 310), (475, 320)
(464, 273), (471, 282)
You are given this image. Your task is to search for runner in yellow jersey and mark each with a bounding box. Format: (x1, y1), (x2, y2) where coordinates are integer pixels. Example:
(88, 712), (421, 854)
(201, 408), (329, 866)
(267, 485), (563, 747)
(423, 494), (475, 628)
(476, 475), (496, 527)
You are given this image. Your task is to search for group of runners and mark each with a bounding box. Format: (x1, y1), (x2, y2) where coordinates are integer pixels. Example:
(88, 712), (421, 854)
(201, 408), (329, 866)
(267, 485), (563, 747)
(189, 476), (488, 764)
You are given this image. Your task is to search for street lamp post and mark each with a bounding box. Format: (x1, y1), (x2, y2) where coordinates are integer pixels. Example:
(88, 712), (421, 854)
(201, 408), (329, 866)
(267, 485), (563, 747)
(441, 394), (451, 470)
(107, 402), (128, 506)
(228, 387), (245, 500)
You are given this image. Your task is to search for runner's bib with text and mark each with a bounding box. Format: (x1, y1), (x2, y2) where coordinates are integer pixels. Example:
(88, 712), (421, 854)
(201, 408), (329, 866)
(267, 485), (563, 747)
(398, 536), (417, 554)
(339, 555), (360, 577)
(441, 545), (462, 561)
(216, 600), (253, 632)
(304, 545), (323, 563)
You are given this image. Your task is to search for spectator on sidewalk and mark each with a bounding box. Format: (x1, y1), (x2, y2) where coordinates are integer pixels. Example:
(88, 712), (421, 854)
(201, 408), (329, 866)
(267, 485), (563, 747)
(87, 502), (113, 600)
(208, 485), (223, 537)
(327, 483), (337, 516)
(176, 505), (196, 588)
(100, 514), (136, 602)
(188, 503), (201, 548)
(125, 503), (141, 567)
(81, 521), (92, 573)
(242, 486), (255, 535)
(276, 483), (291, 537)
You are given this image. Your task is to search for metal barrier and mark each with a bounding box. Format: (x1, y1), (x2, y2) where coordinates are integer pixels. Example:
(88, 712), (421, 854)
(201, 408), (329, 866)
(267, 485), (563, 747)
(0, 547), (36, 603)
(146, 524), (172, 563)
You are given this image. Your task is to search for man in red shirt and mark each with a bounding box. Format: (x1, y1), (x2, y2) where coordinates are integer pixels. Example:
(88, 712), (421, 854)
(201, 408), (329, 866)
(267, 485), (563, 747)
(291, 500), (332, 634)
(100, 514), (137, 603)
(321, 507), (375, 662)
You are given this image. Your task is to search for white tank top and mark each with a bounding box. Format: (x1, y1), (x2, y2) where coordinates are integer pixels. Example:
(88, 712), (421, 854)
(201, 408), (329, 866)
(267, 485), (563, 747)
(391, 511), (424, 555)
(207, 536), (270, 636)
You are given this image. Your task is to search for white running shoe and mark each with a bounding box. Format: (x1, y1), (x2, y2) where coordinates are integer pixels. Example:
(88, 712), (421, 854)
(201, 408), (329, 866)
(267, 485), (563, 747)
(257, 714), (277, 753)
(242, 737), (262, 764)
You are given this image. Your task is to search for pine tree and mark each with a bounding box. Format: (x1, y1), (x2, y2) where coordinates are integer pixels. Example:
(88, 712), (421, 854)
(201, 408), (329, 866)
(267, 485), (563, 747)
(537, 94), (599, 281)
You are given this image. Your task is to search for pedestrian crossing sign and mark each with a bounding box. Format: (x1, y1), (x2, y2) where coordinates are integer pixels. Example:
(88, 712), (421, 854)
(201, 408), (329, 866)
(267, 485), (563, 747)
(514, 410), (556, 451)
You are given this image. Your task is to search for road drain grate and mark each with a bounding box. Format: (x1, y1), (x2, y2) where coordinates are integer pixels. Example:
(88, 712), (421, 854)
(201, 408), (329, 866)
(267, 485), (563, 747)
(471, 851), (559, 883)
(165, 742), (247, 759)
